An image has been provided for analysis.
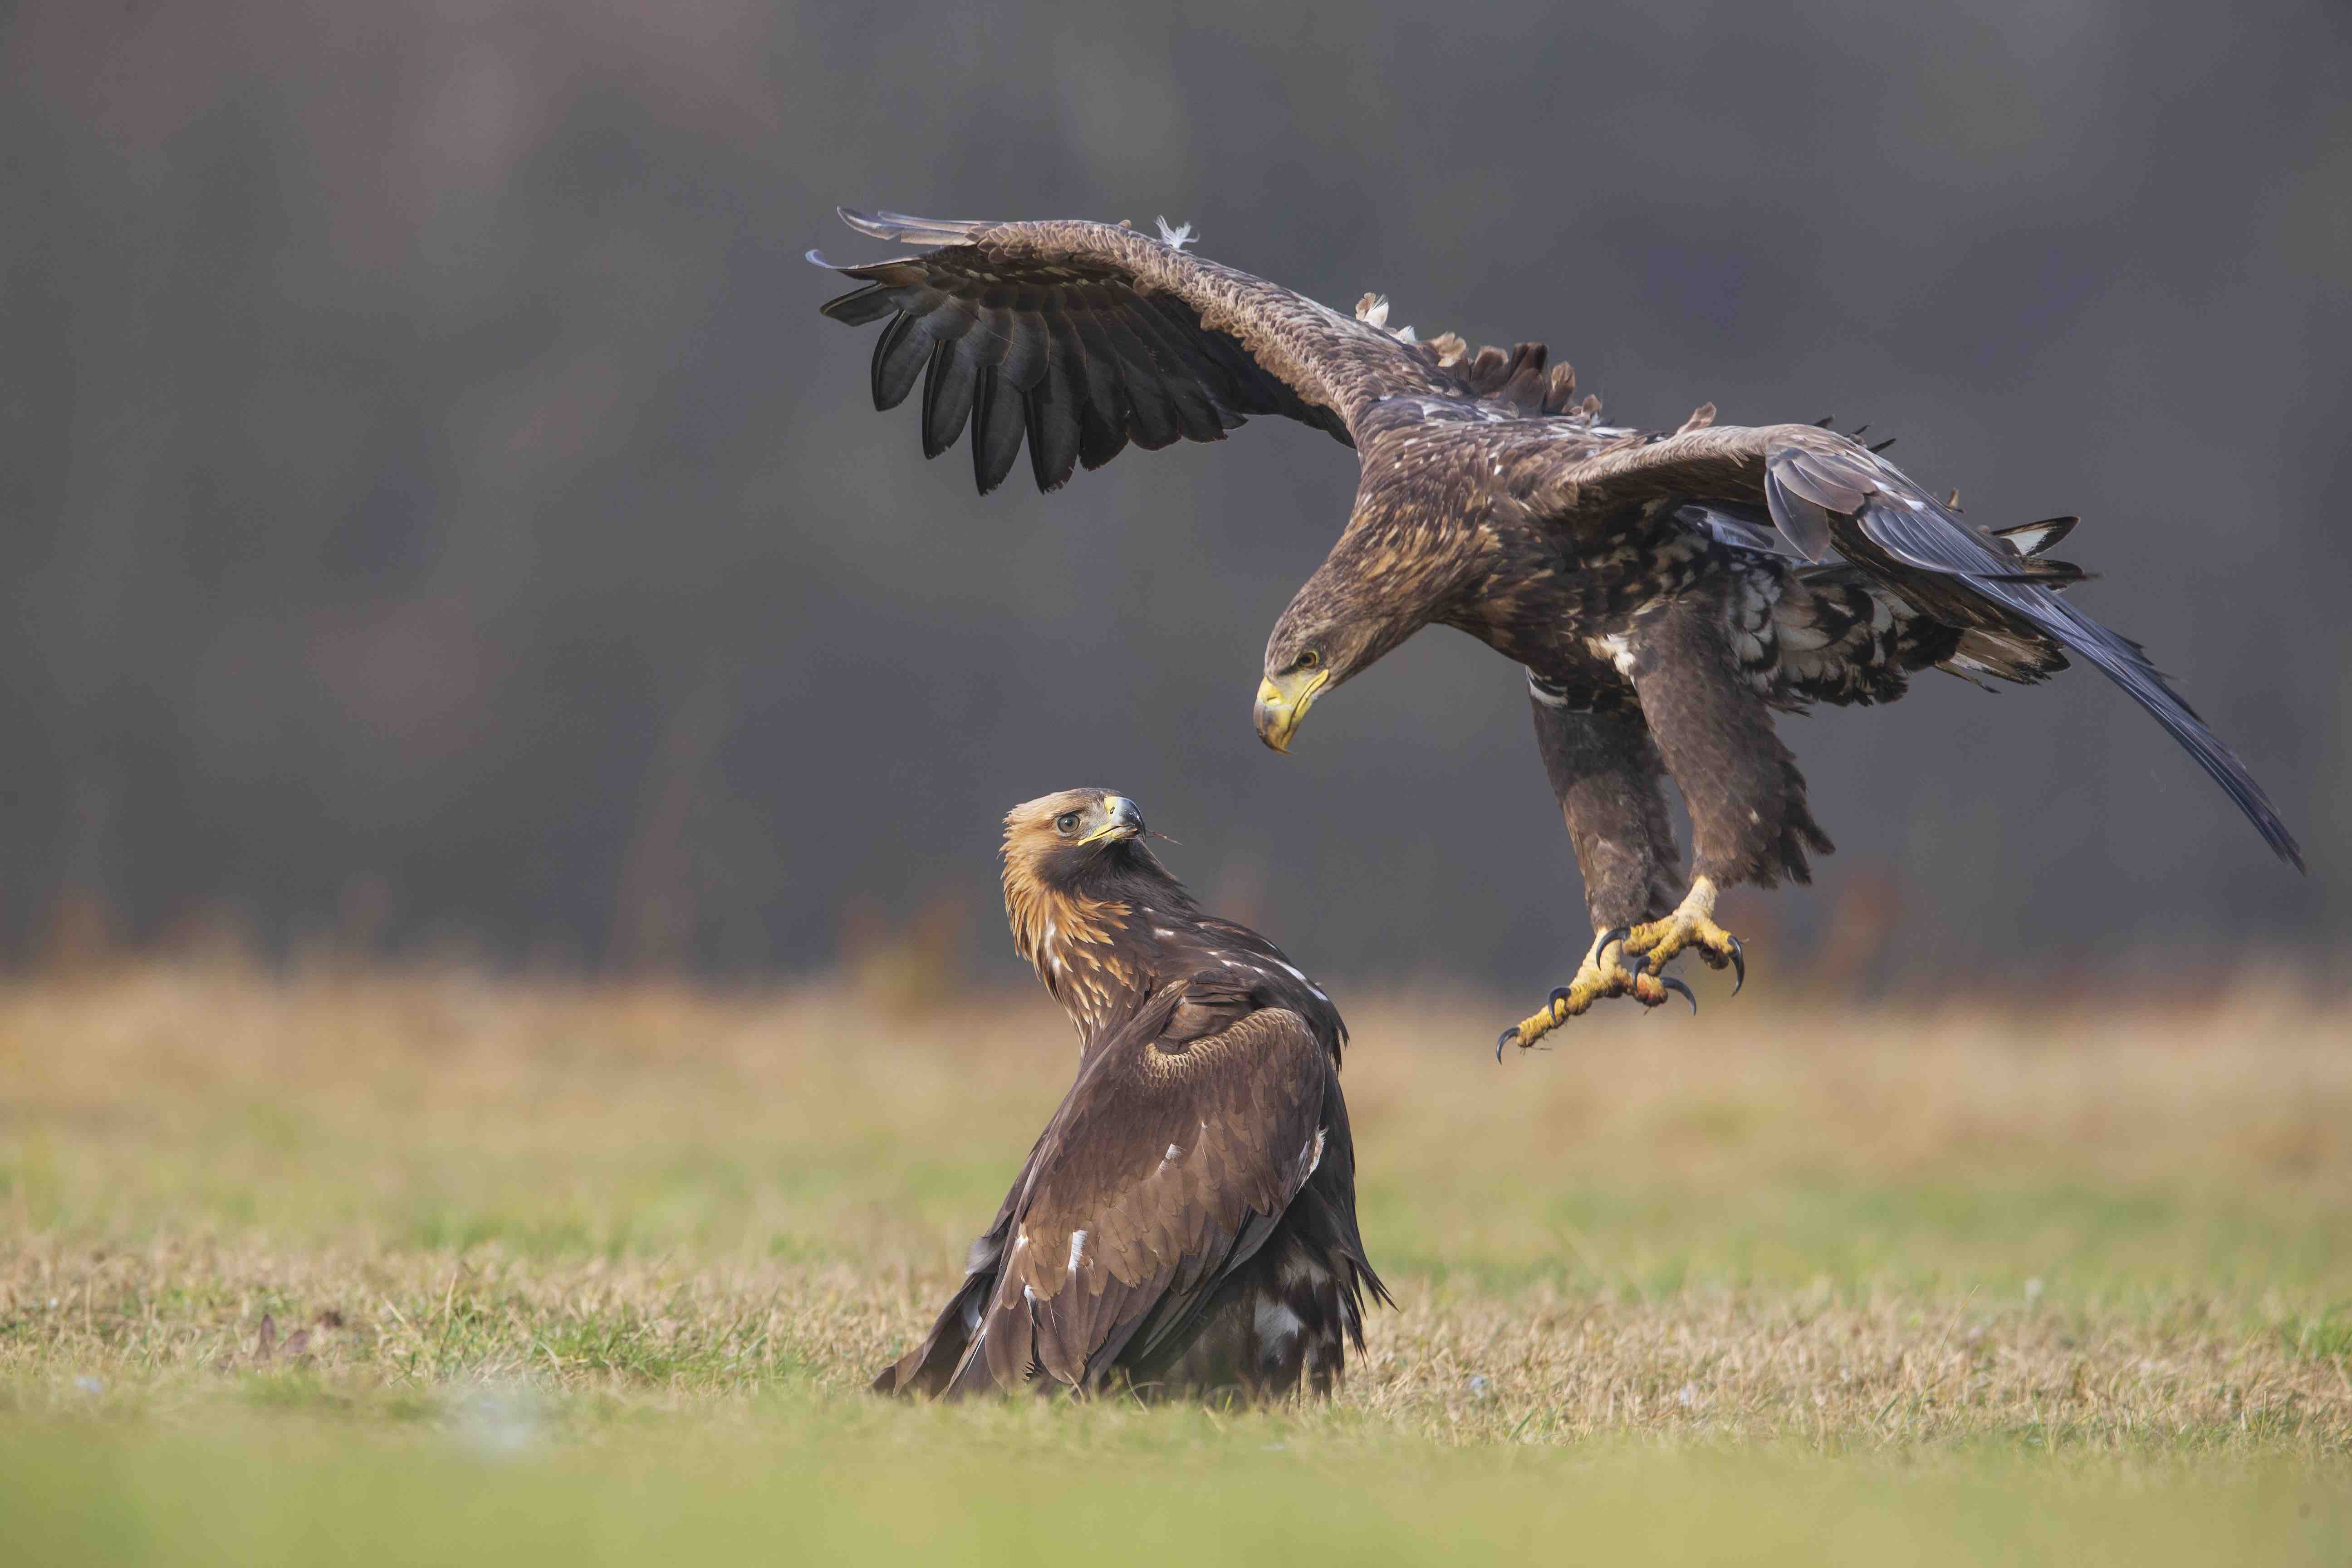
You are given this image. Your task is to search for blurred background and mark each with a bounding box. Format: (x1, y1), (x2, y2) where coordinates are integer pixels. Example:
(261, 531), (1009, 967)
(1, 0), (2343, 994)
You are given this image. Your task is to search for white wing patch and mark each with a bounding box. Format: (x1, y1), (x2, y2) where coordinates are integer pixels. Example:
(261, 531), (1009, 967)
(1154, 216), (1196, 250)
(1268, 957), (1331, 1003)
(1066, 1229), (1087, 1274)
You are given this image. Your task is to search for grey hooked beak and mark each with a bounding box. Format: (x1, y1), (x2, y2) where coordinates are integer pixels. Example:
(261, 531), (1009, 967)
(1079, 795), (1146, 844)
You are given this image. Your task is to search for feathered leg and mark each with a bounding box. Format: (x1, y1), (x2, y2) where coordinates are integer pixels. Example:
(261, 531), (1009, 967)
(1616, 588), (1833, 988)
(1500, 687), (1689, 1055)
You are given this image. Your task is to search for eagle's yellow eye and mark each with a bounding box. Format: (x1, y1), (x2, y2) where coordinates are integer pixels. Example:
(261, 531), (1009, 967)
(1055, 812), (1079, 835)
(1298, 649), (1321, 671)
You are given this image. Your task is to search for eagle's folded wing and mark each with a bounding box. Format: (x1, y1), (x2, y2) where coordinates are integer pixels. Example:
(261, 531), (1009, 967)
(939, 990), (1333, 1396)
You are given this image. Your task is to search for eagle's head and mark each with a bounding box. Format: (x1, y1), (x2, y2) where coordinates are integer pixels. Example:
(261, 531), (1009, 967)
(1257, 529), (1454, 752)
(1000, 790), (1193, 1022)
(1000, 789), (1153, 894)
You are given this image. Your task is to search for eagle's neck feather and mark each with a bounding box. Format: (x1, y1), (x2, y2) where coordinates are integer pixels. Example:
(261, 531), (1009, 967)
(1000, 843), (1199, 1038)
(1001, 879), (1133, 1037)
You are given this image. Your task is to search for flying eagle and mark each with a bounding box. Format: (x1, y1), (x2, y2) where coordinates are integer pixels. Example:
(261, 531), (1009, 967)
(872, 789), (1387, 1400)
(812, 211), (2303, 1052)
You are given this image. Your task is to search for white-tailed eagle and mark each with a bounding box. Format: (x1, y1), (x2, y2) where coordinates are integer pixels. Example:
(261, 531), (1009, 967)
(813, 210), (2302, 1052)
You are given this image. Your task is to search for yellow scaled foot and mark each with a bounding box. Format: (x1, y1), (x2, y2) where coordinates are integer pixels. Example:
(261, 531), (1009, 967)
(1497, 928), (1694, 1059)
(1619, 876), (1748, 991)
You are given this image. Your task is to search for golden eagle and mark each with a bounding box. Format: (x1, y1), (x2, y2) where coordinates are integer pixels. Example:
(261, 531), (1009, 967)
(812, 211), (2302, 1053)
(872, 789), (1386, 1400)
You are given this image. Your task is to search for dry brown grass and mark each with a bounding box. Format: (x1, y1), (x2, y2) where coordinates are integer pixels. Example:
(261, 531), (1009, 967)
(3, 961), (2349, 1460)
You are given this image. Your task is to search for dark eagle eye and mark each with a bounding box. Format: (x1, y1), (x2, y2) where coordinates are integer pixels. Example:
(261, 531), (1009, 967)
(1298, 648), (1321, 671)
(1055, 812), (1079, 835)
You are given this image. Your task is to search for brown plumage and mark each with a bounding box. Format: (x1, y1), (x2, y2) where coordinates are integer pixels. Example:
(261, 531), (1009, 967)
(813, 210), (2302, 1048)
(872, 789), (1387, 1401)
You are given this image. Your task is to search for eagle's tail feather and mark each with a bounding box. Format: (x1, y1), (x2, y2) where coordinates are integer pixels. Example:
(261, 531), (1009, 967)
(1938, 624), (2069, 686)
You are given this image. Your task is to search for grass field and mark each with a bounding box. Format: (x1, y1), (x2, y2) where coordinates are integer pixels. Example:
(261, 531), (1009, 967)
(4, 961), (2349, 1563)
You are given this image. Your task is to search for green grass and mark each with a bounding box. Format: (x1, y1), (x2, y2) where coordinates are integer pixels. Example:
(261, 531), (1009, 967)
(7, 1404), (2349, 1568)
(2, 963), (2347, 1564)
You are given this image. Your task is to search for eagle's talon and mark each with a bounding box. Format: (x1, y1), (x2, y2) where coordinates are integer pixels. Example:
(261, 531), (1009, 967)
(1622, 877), (1748, 995)
(1500, 925), (1696, 1054)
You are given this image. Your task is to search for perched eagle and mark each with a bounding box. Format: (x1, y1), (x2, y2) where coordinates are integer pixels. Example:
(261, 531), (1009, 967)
(872, 789), (1387, 1400)
(812, 211), (2303, 1052)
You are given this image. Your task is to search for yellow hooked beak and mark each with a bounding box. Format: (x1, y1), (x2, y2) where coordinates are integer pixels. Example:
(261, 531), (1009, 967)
(1076, 794), (1146, 844)
(1254, 669), (1329, 754)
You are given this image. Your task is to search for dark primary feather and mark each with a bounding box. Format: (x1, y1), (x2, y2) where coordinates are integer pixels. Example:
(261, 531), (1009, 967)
(1024, 358), (1083, 491)
(920, 333), (977, 458)
(971, 367), (1027, 493)
(869, 311), (928, 410)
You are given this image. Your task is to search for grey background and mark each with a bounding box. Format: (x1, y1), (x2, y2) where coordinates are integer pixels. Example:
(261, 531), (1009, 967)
(2, 0), (2343, 990)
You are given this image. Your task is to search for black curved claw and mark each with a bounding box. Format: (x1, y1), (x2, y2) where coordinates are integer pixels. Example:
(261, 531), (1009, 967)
(1597, 926), (1630, 957)
(1548, 985), (1574, 1008)
(1726, 935), (1745, 996)
(1496, 1025), (1520, 1062)
(1656, 973), (1698, 1014)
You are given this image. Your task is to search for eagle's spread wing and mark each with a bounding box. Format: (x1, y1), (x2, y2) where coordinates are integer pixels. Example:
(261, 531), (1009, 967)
(811, 208), (1465, 494)
(931, 985), (1334, 1396)
(1526, 421), (2305, 870)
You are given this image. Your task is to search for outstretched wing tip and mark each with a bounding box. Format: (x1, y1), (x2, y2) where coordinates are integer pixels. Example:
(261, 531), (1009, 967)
(1758, 429), (2306, 872)
(835, 206), (991, 245)
(811, 210), (1413, 490)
